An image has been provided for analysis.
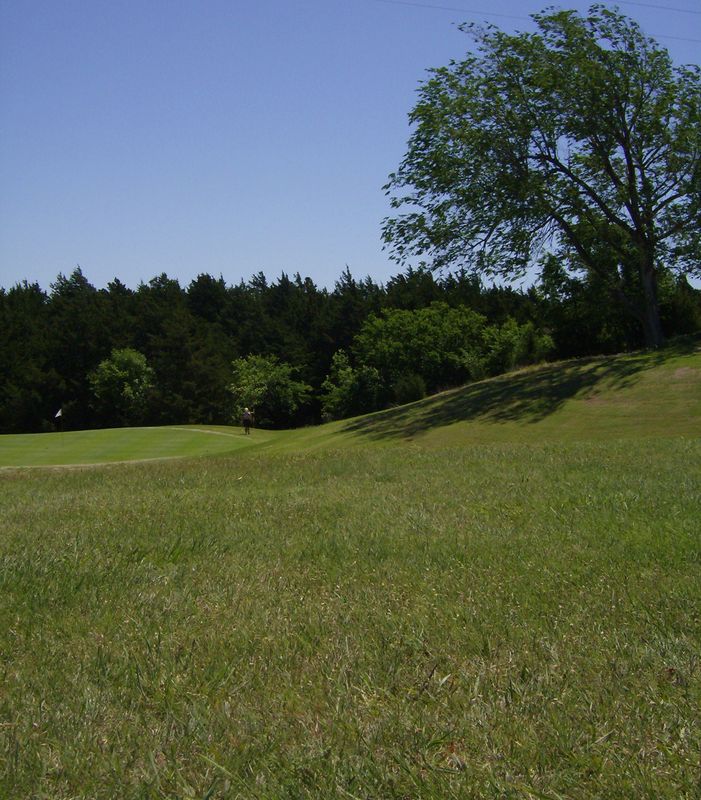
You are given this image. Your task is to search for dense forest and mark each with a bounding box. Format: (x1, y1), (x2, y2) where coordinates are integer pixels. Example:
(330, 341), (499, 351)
(1, 264), (699, 434)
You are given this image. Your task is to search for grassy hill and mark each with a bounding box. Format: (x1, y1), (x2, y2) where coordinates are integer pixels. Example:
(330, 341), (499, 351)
(1, 339), (699, 799)
(341, 334), (701, 445)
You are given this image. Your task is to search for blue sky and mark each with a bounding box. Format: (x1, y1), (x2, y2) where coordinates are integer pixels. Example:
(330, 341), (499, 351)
(1, 0), (700, 292)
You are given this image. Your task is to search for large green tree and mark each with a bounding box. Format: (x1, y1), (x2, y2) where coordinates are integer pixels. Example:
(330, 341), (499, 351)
(89, 348), (154, 427)
(353, 302), (487, 393)
(229, 354), (312, 428)
(320, 350), (384, 420)
(383, 5), (701, 348)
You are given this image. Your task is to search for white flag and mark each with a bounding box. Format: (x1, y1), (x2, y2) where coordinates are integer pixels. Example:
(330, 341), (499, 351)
(55, 409), (62, 418)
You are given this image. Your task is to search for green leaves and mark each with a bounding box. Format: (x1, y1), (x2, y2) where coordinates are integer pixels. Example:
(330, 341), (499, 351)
(384, 6), (701, 346)
(320, 350), (384, 421)
(89, 348), (154, 427)
(354, 303), (487, 393)
(229, 354), (312, 428)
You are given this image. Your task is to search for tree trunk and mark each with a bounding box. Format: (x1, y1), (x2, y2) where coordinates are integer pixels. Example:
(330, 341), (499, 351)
(640, 258), (664, 348)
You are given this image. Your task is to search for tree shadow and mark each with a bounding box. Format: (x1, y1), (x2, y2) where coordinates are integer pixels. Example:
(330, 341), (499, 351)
(343, 337), (699, 442)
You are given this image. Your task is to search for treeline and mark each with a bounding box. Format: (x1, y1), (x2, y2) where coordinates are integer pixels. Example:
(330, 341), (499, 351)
(1, 265), (699, 434)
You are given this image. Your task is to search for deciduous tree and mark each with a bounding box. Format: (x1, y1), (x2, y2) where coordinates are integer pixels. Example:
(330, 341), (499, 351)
(383, 6), (701, 347)
(229, 354), (312, 428)
(89, 348), (154, 427)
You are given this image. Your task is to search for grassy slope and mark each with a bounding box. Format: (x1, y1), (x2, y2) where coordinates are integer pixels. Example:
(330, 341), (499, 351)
(0, 339), (700, 799)
(335, 335), (701, 447)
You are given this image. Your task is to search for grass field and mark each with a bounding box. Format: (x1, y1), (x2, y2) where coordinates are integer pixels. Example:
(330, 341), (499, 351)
(0, 425), (272, 468)
(1, 339), (700, 799)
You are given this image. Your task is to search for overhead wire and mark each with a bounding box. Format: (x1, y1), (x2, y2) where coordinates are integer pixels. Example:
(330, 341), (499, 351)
(374, 0), (701, 44)
(606, 1), (700, 13)
(374, 0), (529, 21)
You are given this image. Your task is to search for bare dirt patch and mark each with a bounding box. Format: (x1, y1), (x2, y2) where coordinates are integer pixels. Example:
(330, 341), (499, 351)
(673, 367), (699, 380)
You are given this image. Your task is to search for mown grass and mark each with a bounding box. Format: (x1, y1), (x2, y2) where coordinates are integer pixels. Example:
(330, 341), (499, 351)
(0, 425), (273, 468)
(1, 341), (700, 799)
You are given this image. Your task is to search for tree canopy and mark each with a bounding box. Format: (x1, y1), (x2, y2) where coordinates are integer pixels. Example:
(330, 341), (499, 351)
(89, 348), (154, 427)
(229, 354), (312, 429)
(383, 5), (701, 347)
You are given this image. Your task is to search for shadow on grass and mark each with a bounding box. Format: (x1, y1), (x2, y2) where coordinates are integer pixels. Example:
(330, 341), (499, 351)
(343, 337), (699, 442)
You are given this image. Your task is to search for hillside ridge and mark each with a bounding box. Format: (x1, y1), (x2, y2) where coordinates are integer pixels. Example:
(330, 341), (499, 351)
(339, 335), (701, 446)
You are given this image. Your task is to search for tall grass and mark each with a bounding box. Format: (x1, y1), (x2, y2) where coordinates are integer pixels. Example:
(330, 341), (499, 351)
(1, 434), (699, 798)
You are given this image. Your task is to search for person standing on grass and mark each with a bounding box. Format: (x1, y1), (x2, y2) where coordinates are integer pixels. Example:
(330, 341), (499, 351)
(242, 407), (253, 435)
